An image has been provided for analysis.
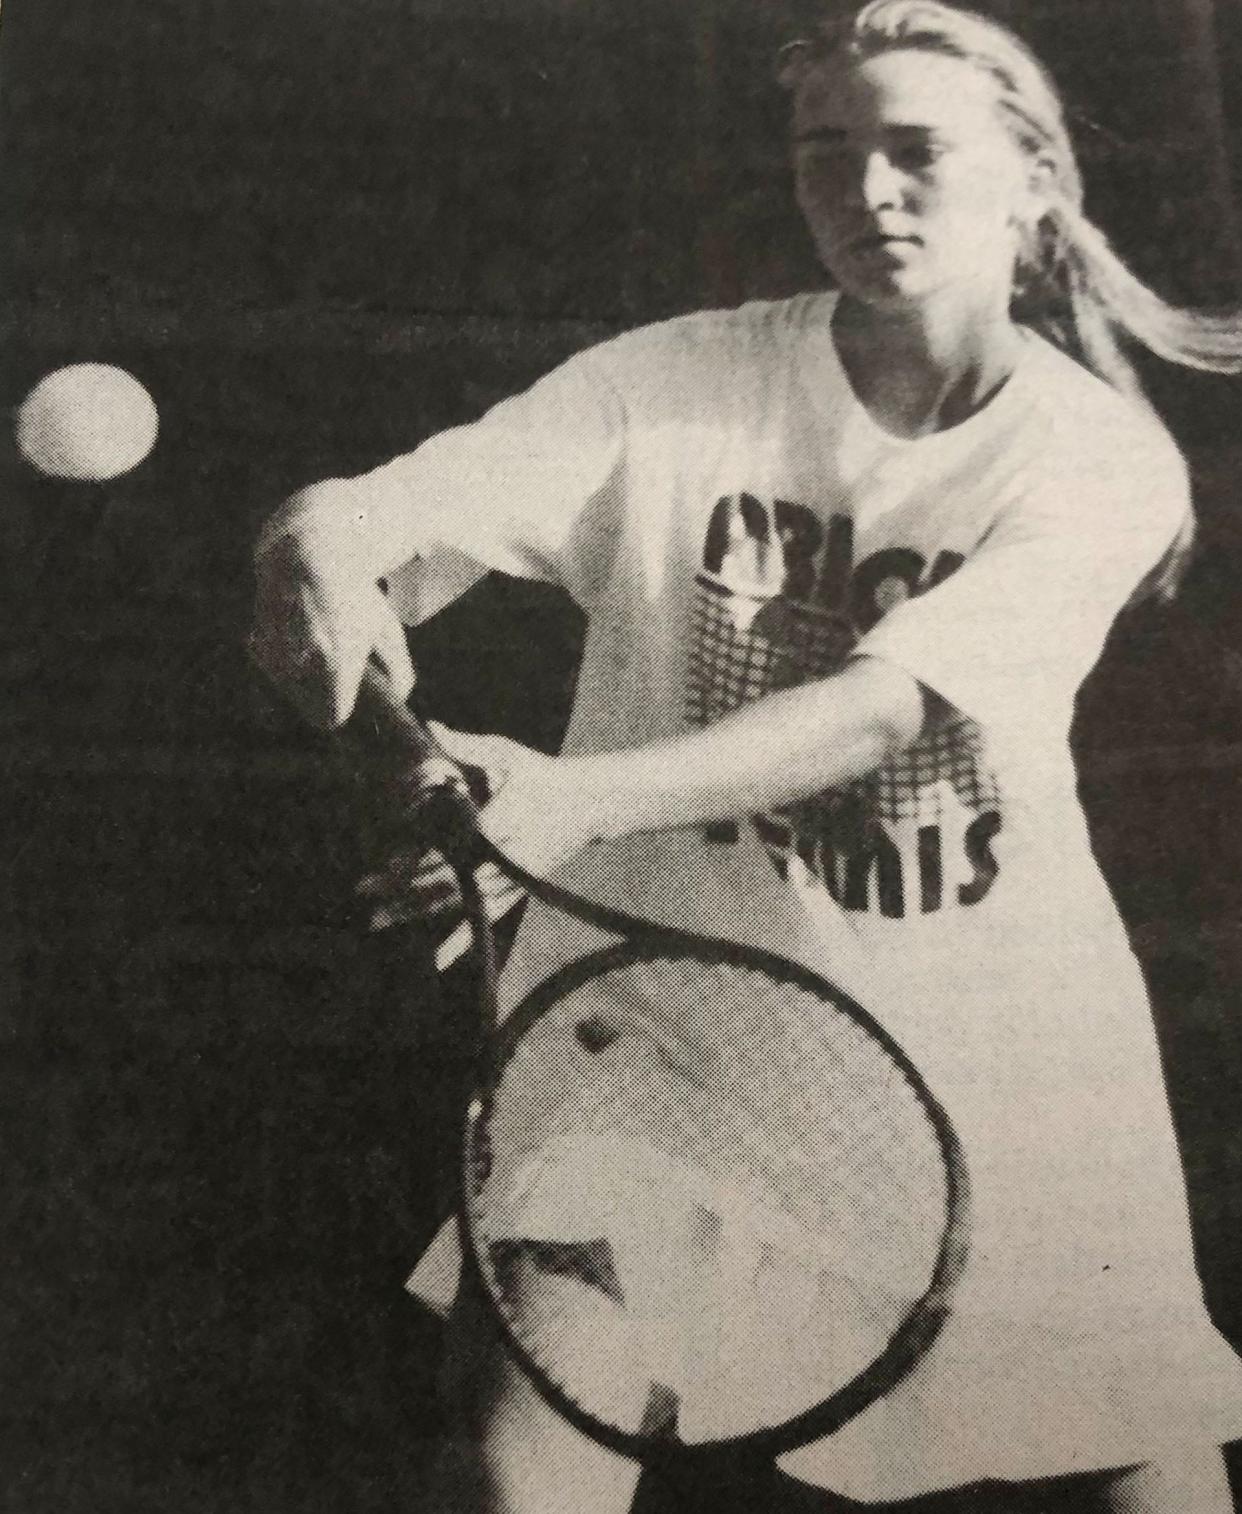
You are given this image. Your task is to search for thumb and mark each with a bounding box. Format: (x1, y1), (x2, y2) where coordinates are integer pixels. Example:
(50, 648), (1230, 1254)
(317, 635), (372, 729)
(427, 722), (512, 771)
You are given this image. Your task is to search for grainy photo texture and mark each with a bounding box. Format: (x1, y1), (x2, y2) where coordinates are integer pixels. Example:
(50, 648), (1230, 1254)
(2, 3), (1241, 1513)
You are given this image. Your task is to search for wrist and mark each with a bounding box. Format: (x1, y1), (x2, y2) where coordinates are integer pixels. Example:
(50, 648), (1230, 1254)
(565, 749), (694, 844)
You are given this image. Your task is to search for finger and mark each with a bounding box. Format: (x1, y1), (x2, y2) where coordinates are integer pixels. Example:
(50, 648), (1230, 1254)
(368, 892), (462, 933)
(351, 859), (454, 890)
(252, 536), (375, 728)
(251, 619), (362, 731)
(364, 876), (463, 930)
(475, 861), (527, 915)
(282, 579), (373, 729)
(370, 596), (417, 704)
(251, 544), (319, 685)
(433, 868), (527, 969)
(317, 634), (371, 729)
(356, 851), (458, 898)
(247, 615), (314, 695)
(366, 881), (462, 926)
(366, 860), (524, 940)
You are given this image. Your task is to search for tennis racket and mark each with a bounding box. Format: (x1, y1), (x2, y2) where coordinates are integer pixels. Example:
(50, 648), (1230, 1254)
(348, 665), (970, 1466)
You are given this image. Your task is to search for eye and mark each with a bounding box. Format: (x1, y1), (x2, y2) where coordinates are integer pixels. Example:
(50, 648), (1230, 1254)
(797, 141), (847, 167)
(795, 142), (851, 186)
(891, 140), (945, 172)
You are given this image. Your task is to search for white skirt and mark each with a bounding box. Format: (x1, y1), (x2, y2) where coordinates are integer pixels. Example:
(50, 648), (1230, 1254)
(405, 830), (1242, 1502)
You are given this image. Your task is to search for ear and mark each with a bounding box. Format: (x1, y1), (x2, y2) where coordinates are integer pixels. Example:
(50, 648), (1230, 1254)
(775, 39), (817, 91)
(1009, 154), (1055, 244)
(1023, 154), (1057, 215)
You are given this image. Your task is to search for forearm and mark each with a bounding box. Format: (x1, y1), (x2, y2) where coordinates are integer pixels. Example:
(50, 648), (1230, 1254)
(573, 656), (926, 840)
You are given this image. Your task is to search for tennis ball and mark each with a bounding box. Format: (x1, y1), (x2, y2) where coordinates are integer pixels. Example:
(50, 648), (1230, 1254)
(16, 363), (159, 481)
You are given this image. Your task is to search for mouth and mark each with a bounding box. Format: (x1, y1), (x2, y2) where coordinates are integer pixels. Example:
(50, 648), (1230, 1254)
(849, 232), (922, 254)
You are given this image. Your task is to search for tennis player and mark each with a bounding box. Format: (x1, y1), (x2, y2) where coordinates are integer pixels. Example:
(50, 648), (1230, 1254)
(251, 3), (1242, 1509)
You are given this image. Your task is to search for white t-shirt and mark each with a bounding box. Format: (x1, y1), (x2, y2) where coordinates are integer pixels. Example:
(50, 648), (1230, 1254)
(368, 291), (1185, 964)
(291, 293), (1242, 1498)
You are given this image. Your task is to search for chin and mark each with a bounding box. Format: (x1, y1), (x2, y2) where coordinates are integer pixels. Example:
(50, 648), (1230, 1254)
(827, 254), (999, 317)
(829, 268), (934, 313)
(818, 247), (918, 305)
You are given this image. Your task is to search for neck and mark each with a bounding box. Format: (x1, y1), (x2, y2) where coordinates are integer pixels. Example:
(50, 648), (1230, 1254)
(833, 282), (1024, 437)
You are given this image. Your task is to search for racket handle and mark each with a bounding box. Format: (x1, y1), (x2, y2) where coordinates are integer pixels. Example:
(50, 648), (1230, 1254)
(353, 661), (451, 774)
(351, 660), (481, 859)
(350, 665), (504, 1032)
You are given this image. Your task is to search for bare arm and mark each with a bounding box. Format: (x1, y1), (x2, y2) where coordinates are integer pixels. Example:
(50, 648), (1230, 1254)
(574, 657), (926, 838)
(431, 656), (927, 878)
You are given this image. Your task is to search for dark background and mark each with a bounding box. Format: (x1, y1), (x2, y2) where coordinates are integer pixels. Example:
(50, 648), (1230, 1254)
(0, 1), (1240, 1510)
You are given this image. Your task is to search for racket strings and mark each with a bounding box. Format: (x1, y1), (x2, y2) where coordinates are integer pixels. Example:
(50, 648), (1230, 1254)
(632, 956), (946, 1246)
(496, 1022), (932, 1274)
(481, 953), (946, 1309)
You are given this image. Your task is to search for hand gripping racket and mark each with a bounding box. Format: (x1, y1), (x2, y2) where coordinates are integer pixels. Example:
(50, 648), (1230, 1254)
(349, 666), (970, 1466)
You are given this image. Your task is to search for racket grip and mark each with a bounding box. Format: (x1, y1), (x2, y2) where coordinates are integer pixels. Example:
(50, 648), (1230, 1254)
(351, 661), (481, 858)
(350, 665), (502, 1026)
(353, 660), (440, 760)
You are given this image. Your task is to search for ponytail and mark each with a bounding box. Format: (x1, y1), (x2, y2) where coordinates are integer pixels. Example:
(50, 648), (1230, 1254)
(1018, 196), (1242, 398)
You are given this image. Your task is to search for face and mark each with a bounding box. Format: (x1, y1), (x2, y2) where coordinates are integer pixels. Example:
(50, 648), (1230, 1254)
(791, 49), (1037, 311)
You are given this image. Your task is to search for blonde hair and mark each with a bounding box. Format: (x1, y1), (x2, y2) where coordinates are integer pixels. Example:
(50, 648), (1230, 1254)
(778, 0), (1242, 395)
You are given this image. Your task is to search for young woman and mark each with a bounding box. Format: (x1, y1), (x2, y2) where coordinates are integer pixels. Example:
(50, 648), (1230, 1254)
(251, 3), (1242, 1509)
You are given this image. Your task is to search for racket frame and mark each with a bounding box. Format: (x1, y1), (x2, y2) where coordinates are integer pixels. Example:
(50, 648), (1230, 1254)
(456, 925), (970, 1466)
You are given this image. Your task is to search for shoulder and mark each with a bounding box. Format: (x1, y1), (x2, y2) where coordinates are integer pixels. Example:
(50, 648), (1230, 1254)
(469, 294), (823, 435)
(1018, 335), (1190, 506)
(584, 293), (827, 389)
(1023, 334), (1187, 493)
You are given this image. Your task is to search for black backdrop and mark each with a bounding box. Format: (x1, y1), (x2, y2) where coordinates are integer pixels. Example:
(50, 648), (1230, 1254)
(1, 2), (1241, 1511)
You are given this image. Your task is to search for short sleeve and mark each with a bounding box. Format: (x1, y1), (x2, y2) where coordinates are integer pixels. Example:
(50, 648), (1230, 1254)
(853, 430), (1190, 738)
(375, 349), (626, 617)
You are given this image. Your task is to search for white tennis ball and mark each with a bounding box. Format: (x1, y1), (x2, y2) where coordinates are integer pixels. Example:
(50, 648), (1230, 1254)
(16, 363), (159, 481)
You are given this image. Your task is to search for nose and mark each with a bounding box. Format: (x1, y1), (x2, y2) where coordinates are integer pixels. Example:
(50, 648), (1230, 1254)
(856, 149), (902, 212)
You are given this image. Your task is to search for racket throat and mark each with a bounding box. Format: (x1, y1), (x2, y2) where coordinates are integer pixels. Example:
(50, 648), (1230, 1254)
(639, 1381), (681, 1442)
